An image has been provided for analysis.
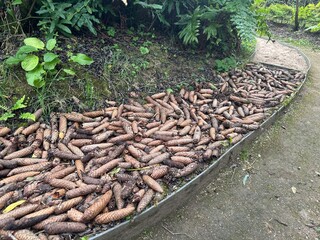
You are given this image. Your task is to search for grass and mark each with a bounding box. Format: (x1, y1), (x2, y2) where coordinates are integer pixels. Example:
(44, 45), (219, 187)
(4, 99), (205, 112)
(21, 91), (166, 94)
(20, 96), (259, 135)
(239, 149), (250, 162)
(277, 36), (315, 48)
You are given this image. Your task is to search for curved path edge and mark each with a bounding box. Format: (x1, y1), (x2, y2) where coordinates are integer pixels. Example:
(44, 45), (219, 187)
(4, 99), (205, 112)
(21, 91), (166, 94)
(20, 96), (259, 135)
(90, 42), (311, 240)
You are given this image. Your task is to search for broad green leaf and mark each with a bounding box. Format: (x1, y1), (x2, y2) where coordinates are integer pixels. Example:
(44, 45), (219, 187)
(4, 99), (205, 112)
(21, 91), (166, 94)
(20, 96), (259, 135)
(21, 55), (39, 71)
(34, 78), (46, 88)
(26, 65), (45, 88)
(12, 0), (22, 5)
(5, 56), (21, 65)
(3, 200), (26, 213)
(27, 76), (45, 88)
(12, 95), (27, 110)
(19, 113), (36, 121)
(46, 39), (57, 51)
(16, 46), (38, 56)
(43, 58), (60, 70)
(24, 38), (45, 50)
(70, 53), (94, 65)
(0, 112), (15, 121)
(63, 69), (75, 75)
(43, 52), (58, 62)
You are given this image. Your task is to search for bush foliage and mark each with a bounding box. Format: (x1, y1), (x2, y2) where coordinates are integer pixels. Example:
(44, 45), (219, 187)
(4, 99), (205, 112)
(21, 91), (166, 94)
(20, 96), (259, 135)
(0, 0), (266, 55)
(257, 0), (320, 32)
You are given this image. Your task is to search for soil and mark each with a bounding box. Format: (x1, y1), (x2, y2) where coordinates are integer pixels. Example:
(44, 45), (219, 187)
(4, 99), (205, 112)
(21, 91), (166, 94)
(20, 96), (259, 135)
(268, 22), (320, 47)
(135, 44), (320, 239)
(253, 38), (308, 72)
(0, 31), (219, 116)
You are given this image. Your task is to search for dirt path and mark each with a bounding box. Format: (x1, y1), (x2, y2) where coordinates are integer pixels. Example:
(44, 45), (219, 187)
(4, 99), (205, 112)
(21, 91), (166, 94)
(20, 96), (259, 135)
(136, 44), (320, 239)
(253, 38), (308, 72)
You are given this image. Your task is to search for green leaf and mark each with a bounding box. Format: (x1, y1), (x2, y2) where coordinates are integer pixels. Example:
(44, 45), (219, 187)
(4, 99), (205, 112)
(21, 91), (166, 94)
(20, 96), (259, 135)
(63, 69), (75, 75)
(16, 46), (38, 56)
(11, 95), (27, 110)
(24, 38), (45, 50)
(12, 0), (22, 5)
(5, 56), (21, 65)
(166, 88), (174, 94)
(43, 58), (60, 70)
(70, 53), (94, 65)
(43, 53), (58, 62)
(57, 24), (72, 34)
(139, 46), (149, 55)
(21, 55), (39, 71)
(26, 65), (45, 88)
(0, 112), (15, 121)
(19, 113), (36, 121)
(46, 39), (57, 51)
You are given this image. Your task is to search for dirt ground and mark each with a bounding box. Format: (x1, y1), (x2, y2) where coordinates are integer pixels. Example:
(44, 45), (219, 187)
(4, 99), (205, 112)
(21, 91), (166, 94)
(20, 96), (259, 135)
(253, 38), (308, 72)
(135, 43), (320, 239)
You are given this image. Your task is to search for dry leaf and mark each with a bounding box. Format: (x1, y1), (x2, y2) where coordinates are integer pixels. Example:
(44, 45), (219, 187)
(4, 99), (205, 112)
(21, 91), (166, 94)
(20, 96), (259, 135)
(3, 200), (26, 213)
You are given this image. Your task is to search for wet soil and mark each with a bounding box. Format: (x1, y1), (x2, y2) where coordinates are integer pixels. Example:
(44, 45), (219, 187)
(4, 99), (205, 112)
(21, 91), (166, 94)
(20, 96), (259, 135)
(135, 45), (320, 239)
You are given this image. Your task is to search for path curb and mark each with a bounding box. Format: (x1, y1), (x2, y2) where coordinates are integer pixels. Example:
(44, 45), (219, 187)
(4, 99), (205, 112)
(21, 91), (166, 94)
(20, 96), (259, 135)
(90, 43), (311, 240)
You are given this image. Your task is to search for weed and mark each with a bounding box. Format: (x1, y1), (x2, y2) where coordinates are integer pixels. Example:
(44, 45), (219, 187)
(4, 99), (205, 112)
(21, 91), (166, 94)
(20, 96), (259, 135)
(140, 46), (150, 55)
(239, 150), (249, 162)
(214, 57), (237, 72)
(107, 26), (116, 37)
(0, 95), (35, 122)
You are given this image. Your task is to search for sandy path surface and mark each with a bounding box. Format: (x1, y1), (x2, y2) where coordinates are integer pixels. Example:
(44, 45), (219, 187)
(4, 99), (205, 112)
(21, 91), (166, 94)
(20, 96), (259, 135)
(135, 42), (320, 240)
(253, 38), (308, 72)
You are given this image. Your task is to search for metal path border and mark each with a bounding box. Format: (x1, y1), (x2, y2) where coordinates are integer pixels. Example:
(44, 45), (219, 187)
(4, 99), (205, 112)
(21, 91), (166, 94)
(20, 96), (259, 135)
(89, 43), (311, 240)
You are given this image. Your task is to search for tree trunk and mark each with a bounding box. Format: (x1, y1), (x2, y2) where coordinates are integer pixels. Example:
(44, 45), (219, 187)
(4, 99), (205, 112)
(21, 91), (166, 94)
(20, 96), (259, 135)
(294, 0), (299, 31)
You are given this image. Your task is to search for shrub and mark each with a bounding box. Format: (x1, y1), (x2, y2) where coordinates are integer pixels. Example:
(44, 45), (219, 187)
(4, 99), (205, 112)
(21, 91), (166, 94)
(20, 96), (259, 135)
(267, 3), (294, 23)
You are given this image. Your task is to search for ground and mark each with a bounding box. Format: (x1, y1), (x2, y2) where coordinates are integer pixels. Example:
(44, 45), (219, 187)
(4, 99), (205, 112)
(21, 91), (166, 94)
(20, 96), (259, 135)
(135, 43), (320, 239)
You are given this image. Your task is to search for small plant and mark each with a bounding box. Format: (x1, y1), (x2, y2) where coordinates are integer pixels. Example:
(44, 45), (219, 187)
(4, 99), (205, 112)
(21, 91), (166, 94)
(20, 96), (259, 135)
(5, 37), (93, 88)
(139, 46), (150, 55)
(214, 57), (237, 72)
(107, 26), (116, 37)
(0, 96), (35, 122)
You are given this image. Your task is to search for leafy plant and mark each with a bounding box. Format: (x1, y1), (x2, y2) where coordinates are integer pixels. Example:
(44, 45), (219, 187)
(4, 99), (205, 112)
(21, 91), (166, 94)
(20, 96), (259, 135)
(139, 46), (150, 55)
(0, 96), (35, 122)
(36, 0), (100, 38)
(266, 3), (294, 23)
(5, 37), (93, 88)
(299, 3), (320, 32)
(214, 57), (237, 72)
(107, 26), (116, 37)
(173, 0), (257, 54)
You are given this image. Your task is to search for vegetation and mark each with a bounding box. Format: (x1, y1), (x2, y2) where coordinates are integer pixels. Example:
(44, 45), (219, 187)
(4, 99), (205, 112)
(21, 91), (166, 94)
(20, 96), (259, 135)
(255, 0), (320, 32)
(0, 0), (273, 121)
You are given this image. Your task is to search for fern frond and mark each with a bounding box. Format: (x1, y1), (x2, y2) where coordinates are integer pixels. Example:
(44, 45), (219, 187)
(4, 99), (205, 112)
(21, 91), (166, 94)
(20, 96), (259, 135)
(0, 104), (10, 112)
